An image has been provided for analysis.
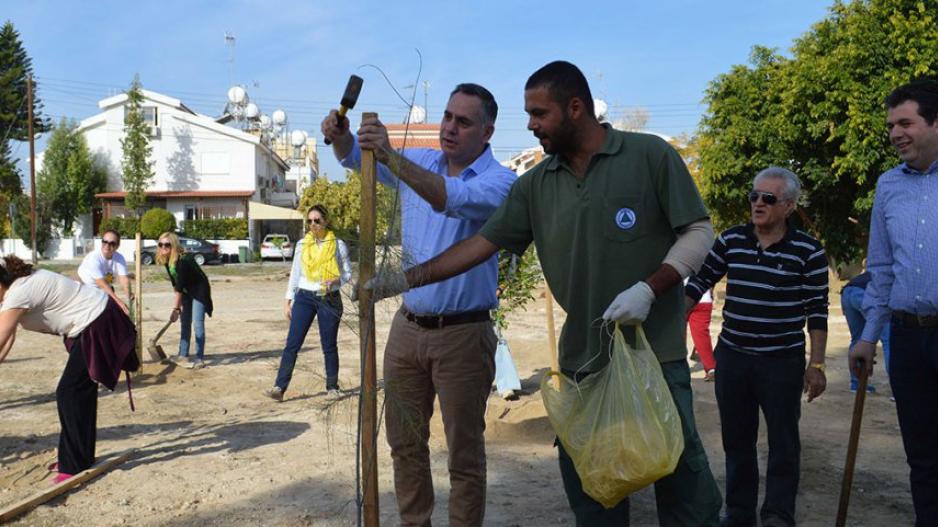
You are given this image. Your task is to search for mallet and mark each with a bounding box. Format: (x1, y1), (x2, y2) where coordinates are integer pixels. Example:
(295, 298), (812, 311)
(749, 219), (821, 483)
(324, 74), (364, 145)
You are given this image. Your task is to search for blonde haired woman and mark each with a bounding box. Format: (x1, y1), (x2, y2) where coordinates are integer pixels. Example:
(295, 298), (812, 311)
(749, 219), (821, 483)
(156, 232), (213, 369)
(264, 204), (351, 401)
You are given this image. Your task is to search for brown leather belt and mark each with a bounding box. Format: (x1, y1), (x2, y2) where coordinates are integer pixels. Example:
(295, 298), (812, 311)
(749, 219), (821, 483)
(401, 308), (490, 330)
(893, 311), (938, 328)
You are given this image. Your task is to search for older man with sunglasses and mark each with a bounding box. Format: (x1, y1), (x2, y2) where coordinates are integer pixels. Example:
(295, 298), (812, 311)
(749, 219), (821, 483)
(77, 229), (132, 315)
(685, 167), (829, 527)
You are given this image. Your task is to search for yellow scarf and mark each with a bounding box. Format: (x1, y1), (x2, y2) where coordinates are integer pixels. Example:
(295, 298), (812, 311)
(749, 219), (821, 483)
(302, 230), (340, 288)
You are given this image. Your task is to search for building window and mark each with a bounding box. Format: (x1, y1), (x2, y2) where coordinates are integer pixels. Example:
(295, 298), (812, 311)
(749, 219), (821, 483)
(125, 106), (158, 125)
(185, 205), (196, 221)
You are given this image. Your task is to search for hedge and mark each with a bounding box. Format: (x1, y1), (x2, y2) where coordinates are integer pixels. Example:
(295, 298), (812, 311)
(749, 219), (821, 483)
(140, 208), (176, 239)
(181, 218), (248, 240)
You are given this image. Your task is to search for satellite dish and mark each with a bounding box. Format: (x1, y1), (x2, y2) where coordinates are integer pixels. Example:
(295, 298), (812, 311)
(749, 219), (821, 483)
(272, 109), (287, 126)
(227, 86), (247, 105)
(594, 98), (608, 120)
(259, 114), (272, 129)
(244, 102), (259, 119)
(408, 105), (427, 124)
(290, 129), (308, 147)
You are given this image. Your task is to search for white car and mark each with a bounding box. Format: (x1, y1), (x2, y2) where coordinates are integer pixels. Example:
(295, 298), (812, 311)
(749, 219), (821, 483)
(260, 234), (294, 260)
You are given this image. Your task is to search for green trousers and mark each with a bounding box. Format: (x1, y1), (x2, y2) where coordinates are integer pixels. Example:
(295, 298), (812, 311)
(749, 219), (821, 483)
(558, 359), (723, 526)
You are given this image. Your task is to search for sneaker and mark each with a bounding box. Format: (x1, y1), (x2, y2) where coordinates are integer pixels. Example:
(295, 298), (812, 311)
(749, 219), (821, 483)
(849, 382), (876, 393)
(52, 472), (74, 485)
(327, 388), (342, 399)
(704, 370), (715, 382)
(190, 359), (206, 370)
(264, 386), (284, 402)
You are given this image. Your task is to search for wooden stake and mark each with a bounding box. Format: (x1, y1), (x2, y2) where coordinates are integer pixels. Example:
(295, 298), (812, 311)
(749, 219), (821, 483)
(0, 451), (132, 522)
(26, 74), (37, 265)
(135, 233), (143, 370)
(358, 111), (380, 527)
(545, 286), (560, 389)
(836, 363), (870, 527)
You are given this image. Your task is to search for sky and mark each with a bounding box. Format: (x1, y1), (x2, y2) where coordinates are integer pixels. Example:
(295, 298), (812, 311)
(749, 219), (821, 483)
(4, 0), (834, 181)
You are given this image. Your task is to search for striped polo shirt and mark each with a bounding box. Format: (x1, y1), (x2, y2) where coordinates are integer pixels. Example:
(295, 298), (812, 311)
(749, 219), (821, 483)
(686, 223), (829, 354)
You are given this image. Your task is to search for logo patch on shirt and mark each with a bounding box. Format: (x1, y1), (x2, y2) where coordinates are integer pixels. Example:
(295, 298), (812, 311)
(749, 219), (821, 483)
(615, 208), (637, 230)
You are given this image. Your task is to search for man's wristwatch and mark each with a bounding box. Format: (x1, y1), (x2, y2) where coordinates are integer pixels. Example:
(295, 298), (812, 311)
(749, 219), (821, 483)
(808, 362), (826, 373)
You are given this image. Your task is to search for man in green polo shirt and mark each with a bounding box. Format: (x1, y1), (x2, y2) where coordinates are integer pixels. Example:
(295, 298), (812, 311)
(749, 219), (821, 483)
(369, 60), (722, 526)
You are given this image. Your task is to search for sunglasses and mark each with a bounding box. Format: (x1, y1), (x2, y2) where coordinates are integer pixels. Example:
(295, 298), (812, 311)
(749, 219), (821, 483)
(748, 191), (779, 206)
(102, 240), (119, 247)
(307, 218), (323, 225)
(157, 242), (172, 248)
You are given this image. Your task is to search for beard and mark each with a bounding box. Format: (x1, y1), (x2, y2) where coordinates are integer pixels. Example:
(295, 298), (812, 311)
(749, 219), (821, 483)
(540, 114), (577, 155)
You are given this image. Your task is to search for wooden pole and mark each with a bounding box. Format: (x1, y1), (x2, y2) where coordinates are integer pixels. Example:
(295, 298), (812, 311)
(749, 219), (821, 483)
(836, 363), (870, 527)
(26, 74), (37, 265)
(358, 111), (379, 527)
(135, 233), (143, 370)
(0, 451), (132, 522)
(545, 286), (560, 389)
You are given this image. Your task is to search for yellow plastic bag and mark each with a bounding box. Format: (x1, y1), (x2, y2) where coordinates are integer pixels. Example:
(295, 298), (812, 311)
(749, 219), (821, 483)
(541, 324), (684, 508)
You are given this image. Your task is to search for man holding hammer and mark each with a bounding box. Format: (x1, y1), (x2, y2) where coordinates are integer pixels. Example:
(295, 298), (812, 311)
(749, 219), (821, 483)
(365, 61), (722, 526)
(321, 83), (515, 526)
(851, 79), (938, 525)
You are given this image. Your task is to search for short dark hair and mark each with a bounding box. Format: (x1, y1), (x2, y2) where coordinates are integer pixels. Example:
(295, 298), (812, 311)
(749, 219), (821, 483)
(885, 79), (938, 125)
(525, 61), (595, 117)
(450, 83), (498, 125)
(0, 255), (33, 287)
(102, 229), (121, 241)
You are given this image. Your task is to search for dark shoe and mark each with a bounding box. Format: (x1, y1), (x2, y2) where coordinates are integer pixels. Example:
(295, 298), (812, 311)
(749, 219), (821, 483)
(264, 386), (284, 402)
(719, 515), (756, 527)
(761, 517), (792, 527)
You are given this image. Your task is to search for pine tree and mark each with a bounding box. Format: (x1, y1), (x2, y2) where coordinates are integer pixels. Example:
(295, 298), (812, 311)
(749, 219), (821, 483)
(0, 20), (48, 142)
(120, 74), (153, 216)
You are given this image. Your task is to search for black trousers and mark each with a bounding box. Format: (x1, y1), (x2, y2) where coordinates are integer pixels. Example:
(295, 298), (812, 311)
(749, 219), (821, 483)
(714, 344), (805, 527)
(56, 339), (98, 474)
(888, 318), (938, 526)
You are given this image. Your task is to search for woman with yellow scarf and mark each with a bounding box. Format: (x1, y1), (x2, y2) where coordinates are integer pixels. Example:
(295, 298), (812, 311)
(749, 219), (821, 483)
(265, 205), (351, 401)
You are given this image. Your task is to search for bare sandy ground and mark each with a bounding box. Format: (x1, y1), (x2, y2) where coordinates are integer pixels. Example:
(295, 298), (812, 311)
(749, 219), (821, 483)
(0, 264), (913, 526)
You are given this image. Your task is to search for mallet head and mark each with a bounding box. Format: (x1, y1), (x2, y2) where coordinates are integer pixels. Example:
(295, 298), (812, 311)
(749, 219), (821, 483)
(337, 74), (364, 117)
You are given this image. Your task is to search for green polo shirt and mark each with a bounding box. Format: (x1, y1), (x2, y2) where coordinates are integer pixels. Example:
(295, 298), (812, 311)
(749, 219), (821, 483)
(479, 126), (708, 372)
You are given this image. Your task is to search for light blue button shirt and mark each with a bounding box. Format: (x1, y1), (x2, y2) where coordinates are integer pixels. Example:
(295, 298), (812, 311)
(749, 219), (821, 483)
(862, 159), (938, 342)
(340, 137), (516, 314)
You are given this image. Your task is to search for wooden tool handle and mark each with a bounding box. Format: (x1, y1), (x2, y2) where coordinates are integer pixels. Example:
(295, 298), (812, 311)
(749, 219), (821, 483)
(836, 361), (870, 526)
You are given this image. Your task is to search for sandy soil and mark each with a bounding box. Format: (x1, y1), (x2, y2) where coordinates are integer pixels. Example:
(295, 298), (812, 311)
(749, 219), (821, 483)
(0, 263), (913, 526)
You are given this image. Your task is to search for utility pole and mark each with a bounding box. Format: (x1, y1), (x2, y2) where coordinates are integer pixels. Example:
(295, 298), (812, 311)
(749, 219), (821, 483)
(27, 74), (37, 264)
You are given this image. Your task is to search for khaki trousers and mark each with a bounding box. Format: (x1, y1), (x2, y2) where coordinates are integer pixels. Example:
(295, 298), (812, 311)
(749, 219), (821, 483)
(384, 308), (497, 527)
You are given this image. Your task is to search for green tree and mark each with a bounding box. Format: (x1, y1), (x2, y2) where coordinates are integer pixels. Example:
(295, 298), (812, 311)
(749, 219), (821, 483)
(299, 170), (398, 243)
(0, 21), (49, 142)
(697, 0), (938, 267)
(140, 207), (176, 239)
(493, 247), (543, 330)
(0, 140), (20, 237)
(37, 118), (107, 235)
(12, 192), (52, 255)
(120, 74), (154, 216)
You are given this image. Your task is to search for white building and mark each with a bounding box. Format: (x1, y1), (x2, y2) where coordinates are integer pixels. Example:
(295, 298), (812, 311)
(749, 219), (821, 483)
(75, 89), (289, 232)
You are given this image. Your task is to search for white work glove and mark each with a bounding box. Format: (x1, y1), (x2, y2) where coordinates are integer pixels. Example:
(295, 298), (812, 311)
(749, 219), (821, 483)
(602, 281), (656, 325)
(359, 267), (410, 302)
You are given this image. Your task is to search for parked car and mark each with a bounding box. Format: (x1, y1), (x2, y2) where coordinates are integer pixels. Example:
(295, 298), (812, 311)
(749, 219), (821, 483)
(260, 234), (294, 260)
(140, 235), (223, 266)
